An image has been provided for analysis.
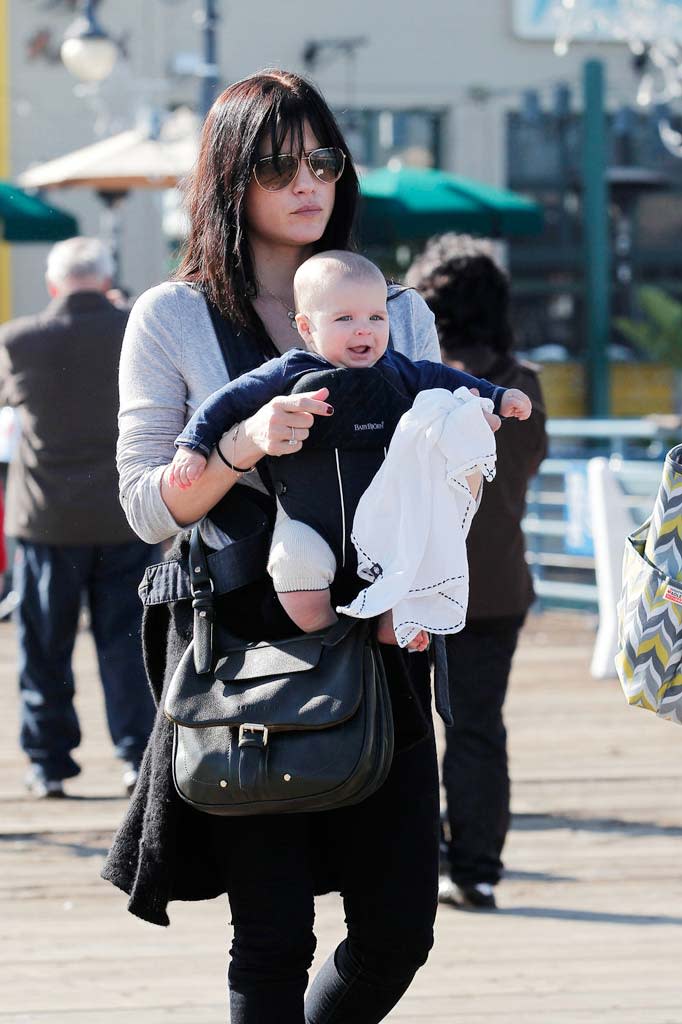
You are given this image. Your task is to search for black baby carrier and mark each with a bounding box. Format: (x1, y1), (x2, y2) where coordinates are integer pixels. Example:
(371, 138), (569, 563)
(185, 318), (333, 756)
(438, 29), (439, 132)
(267, 364), (413, 593)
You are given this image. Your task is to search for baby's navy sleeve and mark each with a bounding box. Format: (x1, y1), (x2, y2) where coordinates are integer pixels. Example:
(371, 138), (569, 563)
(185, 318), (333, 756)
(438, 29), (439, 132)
(389, 351), (506, 415)
(175, 355), (292, 455)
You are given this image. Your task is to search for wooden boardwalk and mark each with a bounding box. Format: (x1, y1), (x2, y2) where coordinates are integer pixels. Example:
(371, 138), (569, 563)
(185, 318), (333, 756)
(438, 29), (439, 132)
(1, 612), (682, 1023)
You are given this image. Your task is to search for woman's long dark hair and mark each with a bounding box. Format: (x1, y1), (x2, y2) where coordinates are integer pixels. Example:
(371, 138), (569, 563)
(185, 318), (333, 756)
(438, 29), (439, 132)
(175, 70), (360, 335)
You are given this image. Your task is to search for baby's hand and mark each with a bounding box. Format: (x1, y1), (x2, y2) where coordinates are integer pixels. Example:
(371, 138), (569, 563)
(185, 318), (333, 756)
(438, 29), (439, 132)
(469, 388), (501, 433)
(499, 388), (532, 421)
(169, 447), (207, 489)
(376, 612), (430, 652)
(407, 629), (430, 653)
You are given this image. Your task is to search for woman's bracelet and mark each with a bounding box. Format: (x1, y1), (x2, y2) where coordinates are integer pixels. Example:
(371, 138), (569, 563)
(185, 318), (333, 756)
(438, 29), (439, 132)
(216, 424), (256, 475)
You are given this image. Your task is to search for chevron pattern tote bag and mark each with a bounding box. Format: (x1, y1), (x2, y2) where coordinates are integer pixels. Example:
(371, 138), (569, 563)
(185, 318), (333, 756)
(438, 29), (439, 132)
(616, 444), (682, 724)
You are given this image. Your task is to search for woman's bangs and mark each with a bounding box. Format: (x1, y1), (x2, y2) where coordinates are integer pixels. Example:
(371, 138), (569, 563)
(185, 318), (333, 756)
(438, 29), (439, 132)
(261, 95), (335, 159)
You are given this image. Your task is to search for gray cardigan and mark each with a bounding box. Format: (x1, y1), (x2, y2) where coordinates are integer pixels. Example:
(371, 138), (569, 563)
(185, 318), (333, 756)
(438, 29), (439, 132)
(117, 282), (441, 544)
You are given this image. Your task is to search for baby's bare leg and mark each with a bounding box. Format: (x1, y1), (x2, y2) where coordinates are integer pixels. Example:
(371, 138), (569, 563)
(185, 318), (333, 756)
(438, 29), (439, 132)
(466, 468), (482, 500)
(376, 610), (398, 645)
(277, 589), (337, 633)
(267, 511), (337, 633)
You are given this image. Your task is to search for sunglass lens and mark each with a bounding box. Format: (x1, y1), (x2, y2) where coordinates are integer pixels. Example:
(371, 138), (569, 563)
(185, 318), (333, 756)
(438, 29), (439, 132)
(309, 148), (345, 183)
(254, 154), (299, 191)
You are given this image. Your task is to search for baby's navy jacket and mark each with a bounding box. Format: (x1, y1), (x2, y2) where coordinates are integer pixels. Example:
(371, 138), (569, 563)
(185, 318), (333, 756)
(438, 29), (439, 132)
(175, 348), (506, 457)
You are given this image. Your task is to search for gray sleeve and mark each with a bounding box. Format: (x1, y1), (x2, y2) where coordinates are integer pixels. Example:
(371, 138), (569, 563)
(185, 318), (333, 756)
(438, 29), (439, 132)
(388, 287), (441, 364)
(0, 342), (15, 407)
(117, 284), (193, 544)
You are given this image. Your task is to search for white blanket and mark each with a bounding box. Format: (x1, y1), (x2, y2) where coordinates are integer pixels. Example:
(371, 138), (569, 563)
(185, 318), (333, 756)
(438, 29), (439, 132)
(338, 387), (497, 648)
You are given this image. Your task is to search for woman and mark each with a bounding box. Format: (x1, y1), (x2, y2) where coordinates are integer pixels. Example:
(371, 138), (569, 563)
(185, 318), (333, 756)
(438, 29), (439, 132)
(103, 72), (495, 1023)
(408, 234), (547, 911)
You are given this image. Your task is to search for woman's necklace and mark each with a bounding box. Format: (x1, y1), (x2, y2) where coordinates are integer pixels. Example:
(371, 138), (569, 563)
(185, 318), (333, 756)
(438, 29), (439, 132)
(257, 283), (298, 330)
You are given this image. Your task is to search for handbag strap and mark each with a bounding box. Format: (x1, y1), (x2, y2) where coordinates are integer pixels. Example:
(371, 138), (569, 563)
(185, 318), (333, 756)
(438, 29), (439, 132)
(189, 527), (215, 674)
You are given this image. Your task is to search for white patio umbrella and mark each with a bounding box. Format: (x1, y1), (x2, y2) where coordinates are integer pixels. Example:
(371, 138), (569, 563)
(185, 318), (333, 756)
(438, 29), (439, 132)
(18, 108), (199, 192)
(18, 108), (200, 277)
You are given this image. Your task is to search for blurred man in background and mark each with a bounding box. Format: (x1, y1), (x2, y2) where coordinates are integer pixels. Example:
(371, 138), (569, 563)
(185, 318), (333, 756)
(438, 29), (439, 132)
(0, 237), (157, 798)
(409, 235), (548, 909)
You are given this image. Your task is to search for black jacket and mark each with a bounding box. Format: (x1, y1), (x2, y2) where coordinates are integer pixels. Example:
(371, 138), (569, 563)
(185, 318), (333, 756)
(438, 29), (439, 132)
(466, 356), (547, 622)
(0, 291), (135, 545)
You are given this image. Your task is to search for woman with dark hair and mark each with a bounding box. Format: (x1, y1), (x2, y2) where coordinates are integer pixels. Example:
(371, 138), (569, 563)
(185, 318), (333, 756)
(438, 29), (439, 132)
(103, 70), (455, 1023)
(408, 234), (548, 911)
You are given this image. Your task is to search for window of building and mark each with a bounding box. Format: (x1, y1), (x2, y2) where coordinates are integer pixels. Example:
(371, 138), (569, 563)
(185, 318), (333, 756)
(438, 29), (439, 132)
(334, 107), (445, 170)
(506, 106), (682, 359)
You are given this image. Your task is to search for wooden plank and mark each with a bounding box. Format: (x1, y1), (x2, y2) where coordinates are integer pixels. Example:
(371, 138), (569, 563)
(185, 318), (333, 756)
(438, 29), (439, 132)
(1, 611), (681, 1022)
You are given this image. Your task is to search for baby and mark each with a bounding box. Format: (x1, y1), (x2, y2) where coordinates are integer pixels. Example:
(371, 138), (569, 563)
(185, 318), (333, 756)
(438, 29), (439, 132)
(170, 251), (532, 648)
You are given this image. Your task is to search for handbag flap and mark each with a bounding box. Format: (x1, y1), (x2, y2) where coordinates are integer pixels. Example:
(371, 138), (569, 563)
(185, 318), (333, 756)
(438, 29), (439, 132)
(164, 622), (367, 729)
(214, 636), (322, 681)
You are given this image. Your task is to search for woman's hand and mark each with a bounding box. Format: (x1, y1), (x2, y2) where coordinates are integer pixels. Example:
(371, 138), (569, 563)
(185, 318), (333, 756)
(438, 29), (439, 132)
(242, 386), (333, 457)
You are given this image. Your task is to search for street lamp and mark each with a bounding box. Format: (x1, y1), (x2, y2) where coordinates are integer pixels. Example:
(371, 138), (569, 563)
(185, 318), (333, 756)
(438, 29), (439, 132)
(61, 1), (220, 116)
(198, 0), (220, 119)
(60, 0), (118, 83)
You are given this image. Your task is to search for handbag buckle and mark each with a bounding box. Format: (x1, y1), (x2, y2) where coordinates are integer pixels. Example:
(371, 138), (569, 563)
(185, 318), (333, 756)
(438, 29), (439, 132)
(191, 576), (214, 600)
(238, 723), (269, 748)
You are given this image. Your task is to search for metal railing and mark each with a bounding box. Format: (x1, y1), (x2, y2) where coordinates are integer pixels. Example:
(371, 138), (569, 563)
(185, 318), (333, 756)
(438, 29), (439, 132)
(524, 418), (679, 610)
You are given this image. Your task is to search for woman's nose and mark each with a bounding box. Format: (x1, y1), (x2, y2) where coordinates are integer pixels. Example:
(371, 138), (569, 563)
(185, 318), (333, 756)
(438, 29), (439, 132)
(292, 158), (318, 193)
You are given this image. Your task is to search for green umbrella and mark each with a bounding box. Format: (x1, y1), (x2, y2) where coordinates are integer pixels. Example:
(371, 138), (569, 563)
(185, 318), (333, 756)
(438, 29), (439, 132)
(358, 166), (544, 244)
(0, 181), (78, 243)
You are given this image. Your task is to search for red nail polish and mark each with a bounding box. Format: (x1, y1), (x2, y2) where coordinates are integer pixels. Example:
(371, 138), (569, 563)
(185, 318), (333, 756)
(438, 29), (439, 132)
(326, 405), (334, 415)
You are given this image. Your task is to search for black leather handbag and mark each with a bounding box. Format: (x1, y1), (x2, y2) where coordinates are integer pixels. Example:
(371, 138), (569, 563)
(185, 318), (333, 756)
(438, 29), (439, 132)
(163, 527), (394, 816)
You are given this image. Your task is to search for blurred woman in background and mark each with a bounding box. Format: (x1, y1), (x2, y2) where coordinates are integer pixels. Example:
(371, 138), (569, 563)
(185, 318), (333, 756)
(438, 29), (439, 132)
(409, 235), (548, 910)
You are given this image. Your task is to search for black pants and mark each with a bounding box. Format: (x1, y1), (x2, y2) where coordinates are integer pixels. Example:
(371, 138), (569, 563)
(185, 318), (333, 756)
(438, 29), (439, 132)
(226, 729), (440, 1024)
(441, 621), (521, 888)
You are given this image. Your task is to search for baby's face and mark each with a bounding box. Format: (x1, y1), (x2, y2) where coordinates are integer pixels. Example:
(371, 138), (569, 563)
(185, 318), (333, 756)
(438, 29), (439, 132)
(299, 277), (390, 369)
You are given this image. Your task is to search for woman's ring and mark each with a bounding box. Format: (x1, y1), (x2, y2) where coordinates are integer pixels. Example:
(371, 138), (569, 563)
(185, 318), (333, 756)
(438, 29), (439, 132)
(288, 426), (297, 447)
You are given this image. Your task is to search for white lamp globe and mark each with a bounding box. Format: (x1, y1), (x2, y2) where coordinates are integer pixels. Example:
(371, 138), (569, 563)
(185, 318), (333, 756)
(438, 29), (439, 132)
(61, 9), (118, 83)
(60, 35), (118, 82)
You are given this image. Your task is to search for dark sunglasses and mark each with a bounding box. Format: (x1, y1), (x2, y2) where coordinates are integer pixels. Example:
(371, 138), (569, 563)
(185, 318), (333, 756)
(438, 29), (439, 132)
(252, 147), (346, 192)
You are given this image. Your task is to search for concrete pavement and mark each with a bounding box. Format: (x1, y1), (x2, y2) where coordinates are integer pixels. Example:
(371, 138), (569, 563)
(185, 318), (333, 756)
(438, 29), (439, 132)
(1, 612), (682, 1023)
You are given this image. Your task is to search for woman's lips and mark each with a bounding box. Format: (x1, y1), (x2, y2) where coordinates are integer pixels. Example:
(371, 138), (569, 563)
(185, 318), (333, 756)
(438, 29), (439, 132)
(292, 205), (323, 215)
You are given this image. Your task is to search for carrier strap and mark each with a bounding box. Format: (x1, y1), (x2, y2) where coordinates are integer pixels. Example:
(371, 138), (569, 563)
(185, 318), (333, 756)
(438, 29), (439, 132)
(138, 525), (270, 607)
(204, 298), (279, 378)
(432, 636), (453, 727)
(203, 294), (276, 494)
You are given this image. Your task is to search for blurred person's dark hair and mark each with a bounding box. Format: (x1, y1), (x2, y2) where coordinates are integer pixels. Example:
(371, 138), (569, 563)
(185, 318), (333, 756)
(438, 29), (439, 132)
(175, 69), (359, 338)
(406, 234), (514, 365)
